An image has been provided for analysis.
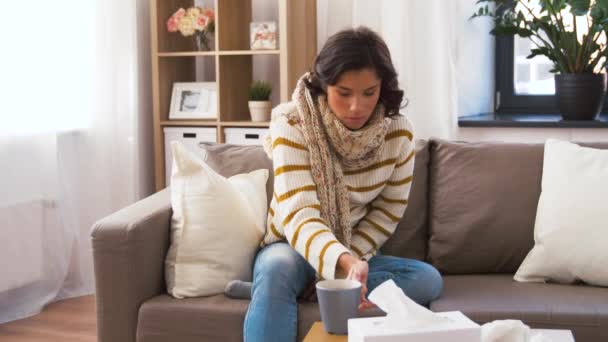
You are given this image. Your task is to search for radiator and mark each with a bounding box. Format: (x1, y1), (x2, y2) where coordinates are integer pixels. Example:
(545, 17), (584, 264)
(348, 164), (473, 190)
(0, 199), (50, 292)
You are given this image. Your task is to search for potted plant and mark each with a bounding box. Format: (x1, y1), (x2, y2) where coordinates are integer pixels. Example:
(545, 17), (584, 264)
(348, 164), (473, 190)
(248, 81), (272, 122)
(472, 0), (608, 120)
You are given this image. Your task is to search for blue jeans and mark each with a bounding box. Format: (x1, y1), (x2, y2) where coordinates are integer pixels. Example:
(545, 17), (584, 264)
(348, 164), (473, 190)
(243, 242), (443, 342)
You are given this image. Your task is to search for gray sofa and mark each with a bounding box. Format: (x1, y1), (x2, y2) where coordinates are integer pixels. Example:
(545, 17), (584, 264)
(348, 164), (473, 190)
(92, 139), (608, 342)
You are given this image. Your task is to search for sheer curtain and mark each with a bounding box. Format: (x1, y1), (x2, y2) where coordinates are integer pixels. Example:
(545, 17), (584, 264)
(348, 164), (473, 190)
(317, 0), (495, 139)
(0, 0), (153, 323)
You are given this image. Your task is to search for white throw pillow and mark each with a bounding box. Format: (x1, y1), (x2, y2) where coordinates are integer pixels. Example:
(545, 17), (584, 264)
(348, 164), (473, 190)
(165, 141), (268, 298)
(514, 139), (608, 286)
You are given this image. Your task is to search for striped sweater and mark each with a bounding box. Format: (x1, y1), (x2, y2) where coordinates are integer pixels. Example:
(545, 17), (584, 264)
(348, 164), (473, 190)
(261, 111), (415, 280)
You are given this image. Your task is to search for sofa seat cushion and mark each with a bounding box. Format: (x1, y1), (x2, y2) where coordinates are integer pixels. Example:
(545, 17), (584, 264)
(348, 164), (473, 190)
(136, 294), (323, 342)
(430, 275), (608, 342)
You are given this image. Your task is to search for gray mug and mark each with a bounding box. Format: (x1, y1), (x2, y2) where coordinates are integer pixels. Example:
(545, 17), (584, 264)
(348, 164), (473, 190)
(316, 279), (361, 335)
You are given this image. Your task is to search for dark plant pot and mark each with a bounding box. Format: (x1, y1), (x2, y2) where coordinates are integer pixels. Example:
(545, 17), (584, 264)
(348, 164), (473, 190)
(555, 73), (606, 121)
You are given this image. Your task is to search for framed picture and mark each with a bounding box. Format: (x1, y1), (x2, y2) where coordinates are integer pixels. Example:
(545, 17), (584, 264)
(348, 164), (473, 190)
(169, 82), (218, 119)
(250, 21), (277, 50)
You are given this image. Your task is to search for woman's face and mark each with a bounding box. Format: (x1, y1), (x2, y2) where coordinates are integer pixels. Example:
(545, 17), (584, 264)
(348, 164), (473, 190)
(326, 68), (381, 130)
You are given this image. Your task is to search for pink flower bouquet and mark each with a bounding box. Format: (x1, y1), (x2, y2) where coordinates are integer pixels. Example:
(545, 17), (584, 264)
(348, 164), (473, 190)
(167, 7), (215, 51)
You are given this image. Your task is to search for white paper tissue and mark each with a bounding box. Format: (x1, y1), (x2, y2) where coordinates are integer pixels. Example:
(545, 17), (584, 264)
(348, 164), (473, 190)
(482, 320), (531, 342)
(348, 279), (552, 342)
(367, 278), (450, 330)
(481, 320), (552, 342)
(348, 279), (480, 342)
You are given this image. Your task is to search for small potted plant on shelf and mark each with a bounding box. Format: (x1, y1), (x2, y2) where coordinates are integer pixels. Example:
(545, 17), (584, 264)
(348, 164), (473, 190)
(248, 81), (272, 122)
(472, 0), (608, 120)
(167, 7), (215, 51)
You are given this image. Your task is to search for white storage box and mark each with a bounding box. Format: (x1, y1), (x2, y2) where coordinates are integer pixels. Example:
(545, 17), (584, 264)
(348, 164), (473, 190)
(224, 127), (269, 146)
(348, 311), (481, 342)
(164, 127), (217, 185)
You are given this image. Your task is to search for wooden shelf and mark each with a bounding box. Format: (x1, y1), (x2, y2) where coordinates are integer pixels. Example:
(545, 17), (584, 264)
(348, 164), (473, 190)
(218, 50), (280, 55)
(220, 121), (270, 127)
(161, 120), (219, 127)
(157, 50), (280, 57)
(160, 120), (269, 128)
(157, 51), (217, 57)
(150, 0), (317, 190)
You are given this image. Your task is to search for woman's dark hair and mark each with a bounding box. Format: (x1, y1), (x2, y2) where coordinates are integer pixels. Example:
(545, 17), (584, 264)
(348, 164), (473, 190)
(305, 26), (405, 117)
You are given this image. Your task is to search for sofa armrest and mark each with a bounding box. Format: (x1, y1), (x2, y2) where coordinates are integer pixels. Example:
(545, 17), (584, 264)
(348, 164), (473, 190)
(91, 188), (171, 342)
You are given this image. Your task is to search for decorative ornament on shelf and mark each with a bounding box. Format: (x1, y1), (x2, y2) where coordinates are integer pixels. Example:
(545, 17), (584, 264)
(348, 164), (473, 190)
(250, 22), (278, 50)
(248, 81), (273, 122)
(167, 7), (215, 51)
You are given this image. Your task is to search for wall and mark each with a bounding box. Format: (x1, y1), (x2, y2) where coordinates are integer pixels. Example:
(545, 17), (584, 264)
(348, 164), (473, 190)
(137, 0), (155, 199)
(458, 127), (608, 143)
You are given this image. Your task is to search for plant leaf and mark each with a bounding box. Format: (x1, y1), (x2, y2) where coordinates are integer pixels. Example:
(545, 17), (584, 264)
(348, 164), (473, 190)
(569, 0), (591, 16)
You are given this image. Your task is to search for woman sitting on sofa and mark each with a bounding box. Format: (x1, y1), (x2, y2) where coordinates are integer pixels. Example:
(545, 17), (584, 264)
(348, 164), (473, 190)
(227, 26), (443, 342)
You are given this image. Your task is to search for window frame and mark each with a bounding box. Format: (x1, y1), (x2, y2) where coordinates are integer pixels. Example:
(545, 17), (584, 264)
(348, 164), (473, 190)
(494, 2), (608, 114)
(495, 34), (560, 114)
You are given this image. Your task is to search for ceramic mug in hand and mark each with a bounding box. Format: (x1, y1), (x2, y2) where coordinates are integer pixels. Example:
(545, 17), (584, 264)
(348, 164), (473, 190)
(316, 279), (361, 335)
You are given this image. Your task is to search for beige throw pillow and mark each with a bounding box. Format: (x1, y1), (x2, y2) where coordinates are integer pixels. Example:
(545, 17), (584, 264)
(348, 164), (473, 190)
(165, 141), (268, 298)
(515, 139), (608, 286)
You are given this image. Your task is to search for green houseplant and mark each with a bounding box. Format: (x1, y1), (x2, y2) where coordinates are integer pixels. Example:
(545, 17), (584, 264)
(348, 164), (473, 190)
(248, 81), (273, 122)
(472, 0), (608, 120)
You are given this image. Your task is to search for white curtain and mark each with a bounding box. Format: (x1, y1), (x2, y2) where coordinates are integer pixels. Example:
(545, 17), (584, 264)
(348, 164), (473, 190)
(317, 0), (495, 139)
(0, 0), (153, 323)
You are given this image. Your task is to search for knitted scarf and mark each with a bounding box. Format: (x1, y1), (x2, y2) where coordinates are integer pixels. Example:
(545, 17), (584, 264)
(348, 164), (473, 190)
(266, 73), (392, 247)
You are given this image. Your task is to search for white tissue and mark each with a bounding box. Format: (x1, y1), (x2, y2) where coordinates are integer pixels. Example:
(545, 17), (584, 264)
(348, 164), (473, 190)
(367, 280), (549, 342)
(481, 319), (554, 342)
(367, 279), (449, 330)
(481, 320), (530, 342)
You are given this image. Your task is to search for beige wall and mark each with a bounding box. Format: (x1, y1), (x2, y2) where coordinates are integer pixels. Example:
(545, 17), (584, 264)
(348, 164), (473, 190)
(458, 127), (608, 143)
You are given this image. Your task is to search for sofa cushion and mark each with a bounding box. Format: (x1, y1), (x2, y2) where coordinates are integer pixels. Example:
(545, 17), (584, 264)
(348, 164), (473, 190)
(427, 139), (544, 274)
(515, 139), (608, 286)
(381, 139), (429, 261)
(137, 295), (247, 342)
(165, 142), (268, 298)
(201, 143), (274, 206)
(427, 140), (608, 275)
(430, 275), (608, 342)
(136, 295), (320, 342)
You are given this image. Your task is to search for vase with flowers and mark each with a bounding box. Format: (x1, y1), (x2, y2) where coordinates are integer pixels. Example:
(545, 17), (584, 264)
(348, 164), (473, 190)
(167, 7), (215, 51)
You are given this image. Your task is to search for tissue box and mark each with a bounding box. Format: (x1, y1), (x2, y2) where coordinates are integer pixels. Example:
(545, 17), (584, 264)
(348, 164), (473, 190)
(348, 311), (481, 342)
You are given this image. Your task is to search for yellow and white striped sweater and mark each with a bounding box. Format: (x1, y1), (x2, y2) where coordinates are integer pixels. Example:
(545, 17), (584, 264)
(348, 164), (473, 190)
(261, 112), (415, 280)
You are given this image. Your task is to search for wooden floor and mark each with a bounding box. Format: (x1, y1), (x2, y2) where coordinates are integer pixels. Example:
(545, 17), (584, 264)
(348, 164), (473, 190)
(0, 295), (96, 341)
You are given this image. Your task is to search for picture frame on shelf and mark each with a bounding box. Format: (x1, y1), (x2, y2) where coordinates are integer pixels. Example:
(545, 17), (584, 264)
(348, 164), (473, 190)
(169, 82), (218, 119)
(250, 21), (277, 50)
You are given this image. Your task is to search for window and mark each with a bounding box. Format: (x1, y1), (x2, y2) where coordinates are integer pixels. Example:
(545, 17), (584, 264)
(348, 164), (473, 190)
(0, 1), (95, 136)
(495, 1), (608, 114)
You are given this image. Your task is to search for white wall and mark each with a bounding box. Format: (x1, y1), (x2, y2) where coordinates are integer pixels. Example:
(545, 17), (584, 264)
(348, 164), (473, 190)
(458, 127), (608, 142)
